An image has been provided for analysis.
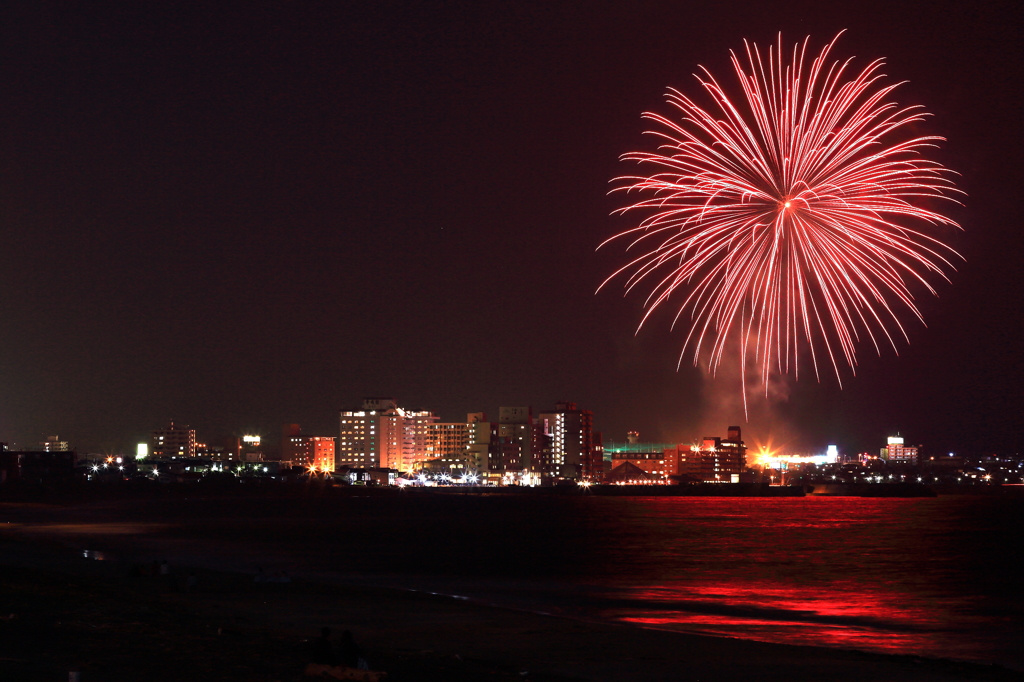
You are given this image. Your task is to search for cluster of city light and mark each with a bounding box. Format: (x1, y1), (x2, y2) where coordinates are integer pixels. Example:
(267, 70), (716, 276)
(612, 479), (667, 485)
(396, 471), (482, 487)
(88, 456), (126, 475)
(501, 471), (541, 487)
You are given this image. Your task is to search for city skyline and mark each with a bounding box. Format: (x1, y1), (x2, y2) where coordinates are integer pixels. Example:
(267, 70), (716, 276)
(0, 394), (950, 463)
(1, 1), (1021, 458)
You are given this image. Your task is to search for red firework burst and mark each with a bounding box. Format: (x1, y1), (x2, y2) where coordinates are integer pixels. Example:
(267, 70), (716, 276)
(602, 32), (962, 398)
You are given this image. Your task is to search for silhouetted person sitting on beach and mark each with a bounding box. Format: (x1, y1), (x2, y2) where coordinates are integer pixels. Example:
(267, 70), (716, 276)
(338, 630), (365, 669)
(310, 627), (337, 666)
(159, 560), (175, 591)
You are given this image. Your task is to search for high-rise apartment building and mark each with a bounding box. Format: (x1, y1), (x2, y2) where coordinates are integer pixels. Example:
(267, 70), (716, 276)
(714, 426), (747, 481)
(283, 435), (336, 470)
(687, 427), (747, 482)
(466, 413), (491, 475)
(532, 421), (555, 477)
(151, 421), (196, 458)
(338, 398), (437, 471)
(494, 406), (535, 474)
(401, 410), (437, 471)
(425, 421), (470, 471)
(537, 402), (595, 480)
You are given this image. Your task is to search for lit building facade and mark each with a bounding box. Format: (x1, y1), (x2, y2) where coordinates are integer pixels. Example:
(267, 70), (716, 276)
(882, 436), (919, 464)
(284, 435), (336, 470)
(537, 401), (595, 480)
(338, 398), (437, 472)
(697, 426), (747, 482)
(465, 413), (491, 474)
(401, 409), (437, 471)
(606, 439), (677, 481)
(218, 435), (263, 463)
(532, 422), (555, 478)
(151, 421), (196, 458)
(425, 421), (470, 471)
(657, 426), (747, 483)
(337, 410), (376, 469)
(492, 406), (534, 480)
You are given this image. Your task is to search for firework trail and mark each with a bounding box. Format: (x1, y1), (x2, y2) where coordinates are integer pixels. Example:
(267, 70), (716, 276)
(601, 33), (962, 410)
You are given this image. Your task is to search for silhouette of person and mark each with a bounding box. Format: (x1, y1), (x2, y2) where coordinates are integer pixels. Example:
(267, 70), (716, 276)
(310, 627), (337, 666)
(337, 630), (363, 669)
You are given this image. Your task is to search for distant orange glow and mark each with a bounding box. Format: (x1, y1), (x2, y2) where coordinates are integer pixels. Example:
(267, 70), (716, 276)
(750, 437), (785, 466)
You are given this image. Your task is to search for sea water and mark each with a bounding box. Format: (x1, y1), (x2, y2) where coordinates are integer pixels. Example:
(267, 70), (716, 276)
(31, 491), (1024, 670)
(243, 494), (1024, 670)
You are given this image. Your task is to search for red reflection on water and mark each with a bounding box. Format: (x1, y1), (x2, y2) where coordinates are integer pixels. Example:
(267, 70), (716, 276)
(613, 582), (947, 655)
(597, 498), (986, 662)
(623, 613), (932, 654)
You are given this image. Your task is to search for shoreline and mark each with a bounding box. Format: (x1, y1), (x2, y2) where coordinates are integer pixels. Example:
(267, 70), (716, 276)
(3, 522), (1023, 682)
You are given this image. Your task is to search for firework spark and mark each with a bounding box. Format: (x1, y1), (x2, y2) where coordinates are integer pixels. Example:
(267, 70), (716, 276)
(601, 33), (962, 404)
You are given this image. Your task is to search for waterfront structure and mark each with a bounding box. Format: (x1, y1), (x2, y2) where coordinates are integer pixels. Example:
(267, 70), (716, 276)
(685, 426), (747, 482)
(337, 407), (377, 469)
(655, 426), (747, 483)
(606, 460), (660, 484)
(425, 421), (471, 471)
(493, 406), (535, 477)
(532, 422), (555, 478)
(151, 421), (196, 458)
(465, 412), (491, 475)
(537, 401), (596, 480)
(699, 426), (747, 482)
(882, 435), (919, 464)
(338, 398), (438, 472)
(605, 438), (677, 481)
(284, 435), (336, 470)
(593, 432), (606, 479)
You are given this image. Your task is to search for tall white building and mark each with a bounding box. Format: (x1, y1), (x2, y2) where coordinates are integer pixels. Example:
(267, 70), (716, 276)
(537, 402), (594, 480)
(466, 412), (491, 475)
(338, 398), (437, 472)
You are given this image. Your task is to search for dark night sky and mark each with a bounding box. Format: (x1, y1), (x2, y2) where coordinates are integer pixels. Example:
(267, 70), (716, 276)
(1, 0), (1021, 456)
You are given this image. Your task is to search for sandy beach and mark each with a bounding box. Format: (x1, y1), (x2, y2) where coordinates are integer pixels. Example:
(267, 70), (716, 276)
(2, 493), (1023, 682)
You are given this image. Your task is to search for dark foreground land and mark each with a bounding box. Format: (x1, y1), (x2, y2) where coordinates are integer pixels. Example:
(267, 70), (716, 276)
(2, 490), (1023, 682)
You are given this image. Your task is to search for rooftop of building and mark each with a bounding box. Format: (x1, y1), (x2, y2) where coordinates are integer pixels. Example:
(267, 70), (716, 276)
(603, 442), (678, 454)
